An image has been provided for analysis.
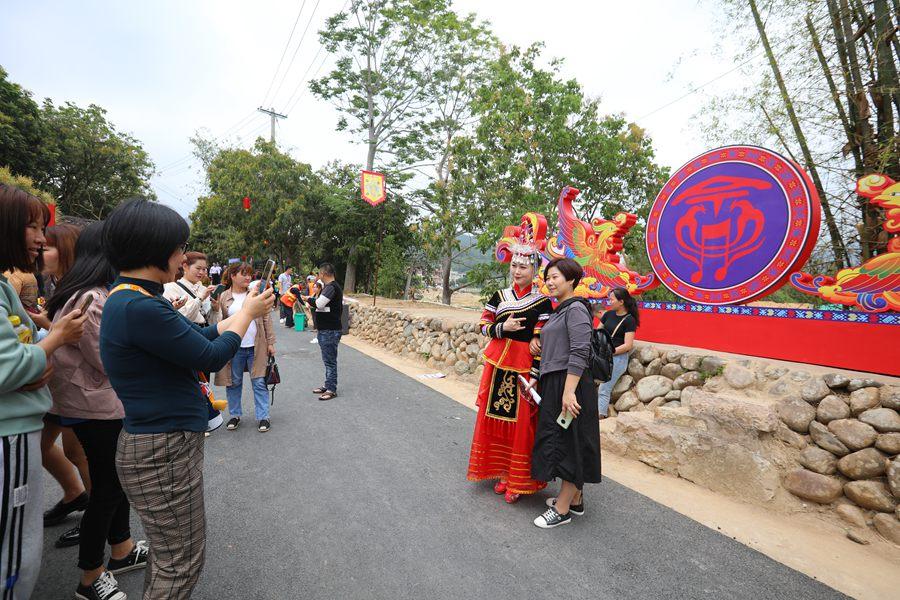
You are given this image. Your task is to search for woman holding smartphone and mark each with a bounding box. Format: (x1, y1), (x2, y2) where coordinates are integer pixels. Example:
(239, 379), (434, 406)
(215, 262), (276, 433)
(47, 223), (149, 600)
(530, 257), (601, 529)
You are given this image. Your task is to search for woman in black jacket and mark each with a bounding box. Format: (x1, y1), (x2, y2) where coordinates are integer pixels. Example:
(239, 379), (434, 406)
(530, 258), (601, 529)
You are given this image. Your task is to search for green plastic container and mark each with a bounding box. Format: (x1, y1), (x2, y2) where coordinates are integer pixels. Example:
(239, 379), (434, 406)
(294, 313), (306, 331)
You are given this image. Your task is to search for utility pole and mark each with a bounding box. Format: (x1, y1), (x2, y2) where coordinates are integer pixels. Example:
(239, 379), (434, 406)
(257, 107), (287, 143)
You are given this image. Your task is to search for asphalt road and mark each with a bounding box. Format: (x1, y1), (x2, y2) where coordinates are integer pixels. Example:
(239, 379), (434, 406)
(37, 324), (848, 600)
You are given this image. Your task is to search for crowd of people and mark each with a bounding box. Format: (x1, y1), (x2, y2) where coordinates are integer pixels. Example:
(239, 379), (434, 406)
(0, 183), (351, 600)
(1, 177), (638, 598)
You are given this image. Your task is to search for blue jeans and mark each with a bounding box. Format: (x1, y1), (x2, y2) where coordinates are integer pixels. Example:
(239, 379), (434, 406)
(317, 330), (342, 392)
(226, 347), (269, 420)
(598, 352), (630, 416)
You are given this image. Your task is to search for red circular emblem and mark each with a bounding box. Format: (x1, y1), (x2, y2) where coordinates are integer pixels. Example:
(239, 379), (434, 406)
(646, 145), (821, 305)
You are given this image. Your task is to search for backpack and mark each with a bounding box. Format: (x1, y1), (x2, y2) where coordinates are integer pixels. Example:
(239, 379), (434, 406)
(565, 299), (627, 384)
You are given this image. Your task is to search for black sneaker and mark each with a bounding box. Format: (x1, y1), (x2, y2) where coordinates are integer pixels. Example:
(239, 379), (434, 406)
(54, 525), (81, 548)
(75, 571), (126, 600)
(107, 540), (149, 575)
(226, 417), (240, 430)
(258, 419), (271, 432)
(533, 507), (572, 529)
(545, 496), (585, 516)
(44, 492), (89, 526)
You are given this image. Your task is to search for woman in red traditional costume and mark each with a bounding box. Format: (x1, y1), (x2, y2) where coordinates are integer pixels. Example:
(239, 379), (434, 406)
(466, 245), (552, 503)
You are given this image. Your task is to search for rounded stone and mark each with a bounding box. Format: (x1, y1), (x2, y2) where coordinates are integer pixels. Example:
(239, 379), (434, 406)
(614, 391), (640, 412)
(673, 371), (703, 390)
(783, 469), (843, 504)
(680, 355), (702, 371)
(828, 419), (878, 451)
(659, 362), (685, 380)
(664, 350), (683, 364)
(637, 346), (660, 365)
(880, 386), (900, 411)
(816, 395), (850, 424)
(809, 421), (850, 456)
(635, 376), (674, 403)
(664, 389), (681, 401)
(700, 356), (726, 375)
(849, 387), (881, 416)
(847, 378), (883, 392)
(800, 378), (831, 403)
(645, 358), (663, 377)
(723, 364), (755, 389)
(777, 397), (817, 433)
(798, 446), (838, 475)
(610, 375), (634, 401)
(454, 361), (470, 375)
(647, 397), (667, 409)
(872, 513), (900, 546)
(663, 401), (682, 408)
(888, 458), (899, 498)
(858, 407), (900, 433)
(823, 373), (850, 389)
(627, 358), (645, 381)
(837, 448), (888, 479)
(875, 432), (900, 455)
(844, 480), (898, 512)
(835, 503), (868, 528)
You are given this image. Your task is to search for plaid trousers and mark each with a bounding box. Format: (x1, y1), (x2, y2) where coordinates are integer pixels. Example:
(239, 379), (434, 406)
(116, 431), (206, 600)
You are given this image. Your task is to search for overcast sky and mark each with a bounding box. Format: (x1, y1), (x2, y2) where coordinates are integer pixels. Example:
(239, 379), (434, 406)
(1, 0), (751, 217)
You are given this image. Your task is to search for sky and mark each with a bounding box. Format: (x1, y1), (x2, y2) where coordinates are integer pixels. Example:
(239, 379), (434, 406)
(1, 0), (751, 217)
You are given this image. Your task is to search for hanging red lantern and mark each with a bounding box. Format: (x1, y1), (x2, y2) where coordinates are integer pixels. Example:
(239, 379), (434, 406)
(242, 196), (251, 211)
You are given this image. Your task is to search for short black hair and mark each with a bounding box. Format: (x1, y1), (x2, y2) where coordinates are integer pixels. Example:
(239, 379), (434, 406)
(544, 257), (582, 289)
(103, 197), (189, 272)
(318, 262), (335, 276)
(0, 184), (51, 273)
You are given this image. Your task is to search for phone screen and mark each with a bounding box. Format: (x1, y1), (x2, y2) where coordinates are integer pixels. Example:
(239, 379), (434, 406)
(211, 284), (226, 300)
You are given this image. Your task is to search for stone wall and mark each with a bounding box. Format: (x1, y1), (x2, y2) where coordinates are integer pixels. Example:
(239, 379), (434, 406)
(347, 302), (900, 546)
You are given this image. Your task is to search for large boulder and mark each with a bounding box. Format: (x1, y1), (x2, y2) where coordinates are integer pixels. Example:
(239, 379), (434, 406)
(723, 364), (755, 389)
(611, 374), (634, 401)
(687, 390), (778, 433)
(836, 448), (889, 479)
(858, 408), (900, 433)
(800, 377), (831, 403)
(659, 362), (685, 380)
(844, 480), (898, 512)
(636, 376), (674, 403)
(627, 358), (645, 381)
(816, 395), (850, 424)
(777, 397), (817, 433)
(875, 433), (900, 455)
(783, 469), (843, 504)
(673, 371), (703, 390)
(798, 446), (838, 475)
(880, 386), (900, 411)
(849, 387), (881, 416)
(828, 419), (878, 450)
(809, 421), (850, 456)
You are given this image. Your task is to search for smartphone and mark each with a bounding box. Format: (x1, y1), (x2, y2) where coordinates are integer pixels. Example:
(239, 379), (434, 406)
(210, 284), (226, 300)
(556, 409), (574, 429)
(78, 294), (95, 315)
(260, 259), (276, 292)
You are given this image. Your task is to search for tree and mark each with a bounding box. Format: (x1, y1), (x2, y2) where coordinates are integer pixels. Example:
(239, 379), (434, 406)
(37, 101), (155, 219)
(310, 0), (447, 291)
(452, 44), (669, 296)
(0, 66), (43, 179)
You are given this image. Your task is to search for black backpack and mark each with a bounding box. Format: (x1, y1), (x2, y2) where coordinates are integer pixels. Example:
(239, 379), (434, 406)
(567, 299), (626, 384)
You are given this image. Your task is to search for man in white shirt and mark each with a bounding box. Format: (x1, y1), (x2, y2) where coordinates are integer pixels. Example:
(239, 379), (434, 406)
(209, 262), (223, 285)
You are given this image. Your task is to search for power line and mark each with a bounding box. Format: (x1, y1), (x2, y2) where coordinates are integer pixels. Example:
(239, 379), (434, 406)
(260, 0), (309, 108)
(267, 0), (323, 108)
(284, 49), (331, 115)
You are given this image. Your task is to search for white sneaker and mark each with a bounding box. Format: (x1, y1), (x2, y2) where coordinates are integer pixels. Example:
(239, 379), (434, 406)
(279, 318), (286, 325)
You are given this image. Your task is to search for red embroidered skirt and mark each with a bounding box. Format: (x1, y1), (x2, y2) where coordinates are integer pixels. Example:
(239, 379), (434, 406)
(466, 363), (546, 494)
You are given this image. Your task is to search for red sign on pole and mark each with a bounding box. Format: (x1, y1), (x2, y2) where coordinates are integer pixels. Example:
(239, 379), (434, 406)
(360, 171), (386, 206)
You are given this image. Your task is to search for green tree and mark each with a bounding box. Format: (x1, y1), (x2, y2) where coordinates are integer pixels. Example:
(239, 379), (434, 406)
(37, 101), (155, 219)
(0, 66), (43, 179)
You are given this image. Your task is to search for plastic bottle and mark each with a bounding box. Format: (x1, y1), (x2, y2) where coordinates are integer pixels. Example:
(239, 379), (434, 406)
(8, 315), (32, 344)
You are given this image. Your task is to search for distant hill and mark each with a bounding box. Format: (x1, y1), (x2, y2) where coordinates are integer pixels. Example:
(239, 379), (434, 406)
(455, 234), (493, 272)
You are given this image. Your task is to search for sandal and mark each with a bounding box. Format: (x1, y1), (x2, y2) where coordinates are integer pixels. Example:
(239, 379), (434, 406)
(318, 391), (337, 401)
(504, 490), (520, 504)
(493, 481), (507, 495)
(312, 387), (327, 394)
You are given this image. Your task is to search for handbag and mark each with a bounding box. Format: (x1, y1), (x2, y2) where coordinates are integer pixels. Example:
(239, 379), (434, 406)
(264, 354), (281, 405)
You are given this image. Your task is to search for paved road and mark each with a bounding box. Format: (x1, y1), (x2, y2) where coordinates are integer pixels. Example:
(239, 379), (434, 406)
(37, 325), (847, 599)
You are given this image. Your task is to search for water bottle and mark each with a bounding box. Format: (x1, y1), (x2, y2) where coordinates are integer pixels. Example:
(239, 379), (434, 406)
(8, 315), (32, 344)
